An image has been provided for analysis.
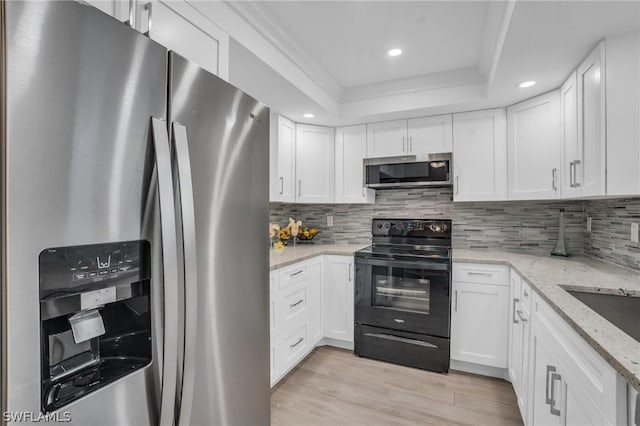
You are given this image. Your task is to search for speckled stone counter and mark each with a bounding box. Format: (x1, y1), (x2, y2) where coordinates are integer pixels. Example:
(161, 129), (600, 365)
(453, 249), (640, 392)
(269, 243), (369, 270)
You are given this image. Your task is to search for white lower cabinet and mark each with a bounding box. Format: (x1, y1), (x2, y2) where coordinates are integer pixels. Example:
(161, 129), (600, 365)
(451, 263), (509, 369)
(270, 255), (354, 386)
(323, 255), (354, 345)
(508, 270), (532, 421)
(525, 287), (626, 426)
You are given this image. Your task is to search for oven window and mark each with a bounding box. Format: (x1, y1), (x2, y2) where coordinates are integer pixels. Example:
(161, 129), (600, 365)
(372, 266), (431, 314)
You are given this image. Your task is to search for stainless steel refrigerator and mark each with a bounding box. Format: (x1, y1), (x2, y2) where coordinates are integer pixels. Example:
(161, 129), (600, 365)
(0, 1), (270, 425)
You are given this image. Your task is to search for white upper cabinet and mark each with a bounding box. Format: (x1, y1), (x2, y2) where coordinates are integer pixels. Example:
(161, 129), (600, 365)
(560, 72), (580, 198)
(84, 0), (130, 21)
(270, 115), (296, 203)
(452, 109), (507, 202)
(335, 125), (375, 204)
(407, 114), (453, 155)
(141, 1), (229, 80)
(507, 90), (561, 200)
(366, 120), (408, 158)
(577, 42), (606, 197)
(606, 32), (640, 196)
(295, 124), (335, 203)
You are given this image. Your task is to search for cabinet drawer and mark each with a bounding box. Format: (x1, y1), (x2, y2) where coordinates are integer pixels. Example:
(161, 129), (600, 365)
(280, 323), (308, 373)
(279, 285), (307, 330)
(453, 263), (508, 285)
(279, 262), (309, 289)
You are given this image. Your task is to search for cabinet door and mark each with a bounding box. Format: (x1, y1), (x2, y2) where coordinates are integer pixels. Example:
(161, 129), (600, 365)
(528, 314), (562, 426)
(84, 0), (130, 21)
(295, 124), (335, 203)
(335, 125), (375, 204)
(508, 271), (523, 393)
(307, 259), (323, 345)
(366, 120), (407, 158)
(577, 42), (606, 197)
(143, 0), (229, 79)
(323, 256), (354, 343)
(451, 281), (509, 367)
(452, 109), (507, 202)
(408, 114), (453, 155)
(272, 115), (296, 202)
(561, 72), (580, 198)
(507, 90), (561, 200)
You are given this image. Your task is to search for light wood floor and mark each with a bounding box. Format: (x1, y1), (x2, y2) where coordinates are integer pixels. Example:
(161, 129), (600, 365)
(271, 347), (523, 426)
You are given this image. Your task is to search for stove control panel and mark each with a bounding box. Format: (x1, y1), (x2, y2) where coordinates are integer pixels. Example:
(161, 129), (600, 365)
(372, 219), (451, 238)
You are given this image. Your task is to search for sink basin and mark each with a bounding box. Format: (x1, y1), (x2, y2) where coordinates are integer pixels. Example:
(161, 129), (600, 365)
(566, 290), (640, 342)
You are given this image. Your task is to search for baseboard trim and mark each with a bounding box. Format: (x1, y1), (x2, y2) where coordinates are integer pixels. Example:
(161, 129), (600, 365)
(318, 337), (354, 351)
(450, 359), (510, 381)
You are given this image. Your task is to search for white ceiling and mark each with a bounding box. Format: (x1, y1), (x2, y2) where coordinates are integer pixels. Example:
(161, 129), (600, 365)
(226, 0), (640, 126)
(262, 1), (489, 88)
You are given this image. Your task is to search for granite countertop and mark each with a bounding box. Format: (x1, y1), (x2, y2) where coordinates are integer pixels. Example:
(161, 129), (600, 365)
(453, 249), (640, 392)
(269, 244), (640, 391)
(269, 243), (370, 270)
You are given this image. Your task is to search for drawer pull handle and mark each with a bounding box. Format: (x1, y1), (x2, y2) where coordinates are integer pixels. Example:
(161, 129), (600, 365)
(290, 337), (304, 348)
(549, 372), (562, 416)
(545, 365), (556, 405)
(290, 270), (304, 277)
(290, 299), (304, 308)
(363, 333), (438, 349)
(467, 271), (492, 276)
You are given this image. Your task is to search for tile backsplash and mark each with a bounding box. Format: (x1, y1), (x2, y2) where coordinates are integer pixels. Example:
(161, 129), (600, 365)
(584, 198), (640, 271)
(271, 188), (585, 256)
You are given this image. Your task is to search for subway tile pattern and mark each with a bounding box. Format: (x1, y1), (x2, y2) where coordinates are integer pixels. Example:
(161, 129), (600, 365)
(584, 198), (640, 271)
(270, 187), (585, 256)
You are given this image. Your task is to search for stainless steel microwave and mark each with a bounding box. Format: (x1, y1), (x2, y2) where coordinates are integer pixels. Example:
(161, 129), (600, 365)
(364, 153), (452, 189)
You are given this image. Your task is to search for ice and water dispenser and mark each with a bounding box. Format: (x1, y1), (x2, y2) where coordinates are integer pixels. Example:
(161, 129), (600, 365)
(39, 241), (152, 412)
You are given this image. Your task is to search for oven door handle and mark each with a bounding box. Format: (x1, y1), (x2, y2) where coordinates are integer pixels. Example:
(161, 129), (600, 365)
(363, 332), (438, 349)
(355, 256), (450, 271)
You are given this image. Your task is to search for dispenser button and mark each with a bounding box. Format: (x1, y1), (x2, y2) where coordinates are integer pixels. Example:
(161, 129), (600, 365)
(72, 273), (87, 281)
(111, 268), (118, 274)
(99, 270), (109, 276)
(88, 271), (97, 278)
(119, 265), (131, 272)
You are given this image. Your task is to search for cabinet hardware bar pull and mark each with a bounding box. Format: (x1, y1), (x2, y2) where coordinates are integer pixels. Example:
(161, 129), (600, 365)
(552, 168), (558, 190)
(126, 0), (135, 28)
(289, 299), (303, 308)
(298, 180), (302, 197)
(290, 337), (304, 348)
(517, 310), (528, 322)
(549, 372), (562, 416)
(455, 176), (459, 195)
(144, 2), (152, 36)
(569, 161), (574, 187)
(573, 159), (581, 187)
(348, 263), (352, 282)
(290, 270), (304, 277)
(545, 365), (557, 405)
(279, 177), (284, 195)
(467, 271), (492, 276)
(454, 290), (458, 311)
(512, 298), (519, 324)
(402, 136), (406, 152)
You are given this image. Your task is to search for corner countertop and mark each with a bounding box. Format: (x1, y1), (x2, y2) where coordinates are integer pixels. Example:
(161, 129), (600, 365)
(269, 243), (369, 270)
(269, 244), (640, 391)
(453, 249), (640, 392)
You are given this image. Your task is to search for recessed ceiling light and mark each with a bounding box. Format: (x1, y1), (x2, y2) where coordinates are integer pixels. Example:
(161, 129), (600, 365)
(303, 113), (315, 118)
(518, 80), (536, 88)
(388, 48), (402, 57)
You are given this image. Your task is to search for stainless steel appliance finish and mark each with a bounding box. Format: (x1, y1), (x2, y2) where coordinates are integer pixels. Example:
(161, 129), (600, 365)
(2, 2), (168, 423)
(1, 2), (269, 424)
(565, 290), (640, 342)
(364, 153), (452, 189)
(169, 52), (270, 426)
(355, 219), (452, 373)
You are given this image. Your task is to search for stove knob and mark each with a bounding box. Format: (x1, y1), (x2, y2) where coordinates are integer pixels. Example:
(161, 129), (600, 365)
(384, 222), (391, 229)
(376, 222), (384, 230)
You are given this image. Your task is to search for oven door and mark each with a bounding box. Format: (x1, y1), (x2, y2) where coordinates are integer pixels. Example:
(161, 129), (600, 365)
(355, 256), (450, 338)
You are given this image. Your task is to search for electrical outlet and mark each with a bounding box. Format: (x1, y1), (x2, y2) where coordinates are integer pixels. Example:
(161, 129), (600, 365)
(586, 217), (592, 232)
(631, 223), (639, 243)
(327, 215), (334, 227)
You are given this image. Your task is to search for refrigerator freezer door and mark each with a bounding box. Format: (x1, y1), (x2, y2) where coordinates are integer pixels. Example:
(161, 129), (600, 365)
(169, 52), (270, 426)
(3, 2), (168, 424)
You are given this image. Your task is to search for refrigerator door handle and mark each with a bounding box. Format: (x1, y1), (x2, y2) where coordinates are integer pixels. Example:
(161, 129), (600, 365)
(151, 118), (180, 426)
(172, 123), (199, 426)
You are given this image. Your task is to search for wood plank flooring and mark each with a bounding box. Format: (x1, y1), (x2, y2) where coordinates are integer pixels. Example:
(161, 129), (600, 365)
(271, 347), (523, 426)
